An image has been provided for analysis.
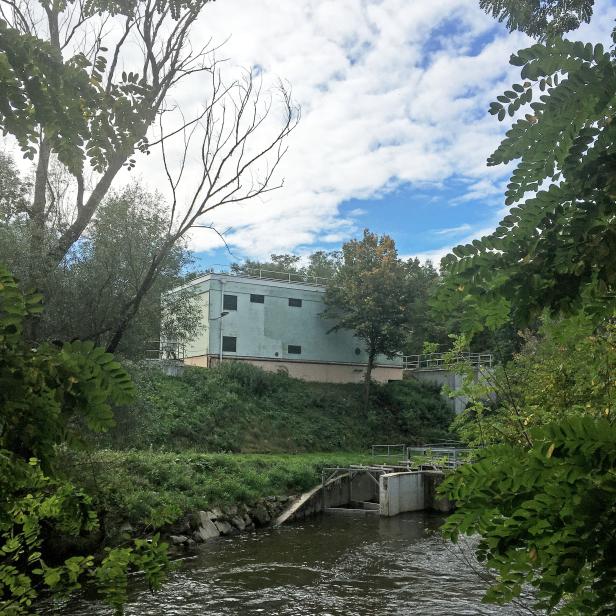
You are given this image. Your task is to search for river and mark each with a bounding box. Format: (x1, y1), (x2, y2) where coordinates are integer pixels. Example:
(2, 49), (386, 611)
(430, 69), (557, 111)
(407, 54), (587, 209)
(48, 512), (530, 615)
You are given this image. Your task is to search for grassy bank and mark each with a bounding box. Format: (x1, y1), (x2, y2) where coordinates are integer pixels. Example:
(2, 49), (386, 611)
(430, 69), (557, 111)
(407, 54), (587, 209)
(71, 362), (454, 532)
(98, 361), (454, 452)
(64, 451), (378, 530)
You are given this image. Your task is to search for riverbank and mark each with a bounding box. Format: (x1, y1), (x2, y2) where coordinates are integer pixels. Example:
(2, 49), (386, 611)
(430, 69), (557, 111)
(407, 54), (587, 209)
(63, 451), (378, 540)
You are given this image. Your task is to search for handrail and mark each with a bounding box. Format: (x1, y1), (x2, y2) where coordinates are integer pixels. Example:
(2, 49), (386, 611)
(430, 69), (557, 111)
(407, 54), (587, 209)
(402, 352), (492, 371)
(145, 340), (185, 361)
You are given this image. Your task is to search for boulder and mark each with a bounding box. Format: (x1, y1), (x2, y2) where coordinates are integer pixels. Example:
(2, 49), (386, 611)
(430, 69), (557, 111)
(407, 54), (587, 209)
(169, 535), (188, 545)
(231, 515), (246, 531)
(214, 520), (234, 535)
(209, 507), (224, 520)
(252, 504), (270, 526)
(194, 514), (220, 541)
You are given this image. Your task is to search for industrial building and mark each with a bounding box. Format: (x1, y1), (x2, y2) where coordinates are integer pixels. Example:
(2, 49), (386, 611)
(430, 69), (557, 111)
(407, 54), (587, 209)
(173, 271), (403, 383)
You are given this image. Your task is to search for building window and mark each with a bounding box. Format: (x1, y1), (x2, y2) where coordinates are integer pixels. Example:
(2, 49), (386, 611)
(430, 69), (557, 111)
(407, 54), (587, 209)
(288, 345), (301, 354)
(250, 294), (264, 304)
(222, 336), (237, 352)
(223, 294), (237, 310)
(355, 347), (361, 355)
(288, 298), (302, 307)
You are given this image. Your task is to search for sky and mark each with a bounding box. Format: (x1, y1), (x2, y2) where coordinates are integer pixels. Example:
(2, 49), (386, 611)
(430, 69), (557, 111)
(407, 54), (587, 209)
(11, 0), (615, 270)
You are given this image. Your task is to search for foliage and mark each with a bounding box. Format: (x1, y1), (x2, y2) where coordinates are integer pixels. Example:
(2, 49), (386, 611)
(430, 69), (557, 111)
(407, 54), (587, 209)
(65, 451), (379, 531)
(444, 313), (615, 448)
(96, 361), (454, 454)
(437, 24), (616, 331)
(440, 416), (616, 615)
(41, 183), (201, 355)
(323, 230), (410, 398)
(232, 250), (342, 281)
(479, 0), (594, 40)
(0, 166), (201, 355)
(0, 265), (168, 614)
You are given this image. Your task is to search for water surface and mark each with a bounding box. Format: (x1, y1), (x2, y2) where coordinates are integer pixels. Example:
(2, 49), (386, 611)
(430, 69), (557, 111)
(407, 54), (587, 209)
(50, 513), (528, 615)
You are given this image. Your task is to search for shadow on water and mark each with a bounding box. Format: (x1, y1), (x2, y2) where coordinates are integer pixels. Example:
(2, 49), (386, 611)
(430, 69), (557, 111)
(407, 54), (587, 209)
(46, 512), (530, 615)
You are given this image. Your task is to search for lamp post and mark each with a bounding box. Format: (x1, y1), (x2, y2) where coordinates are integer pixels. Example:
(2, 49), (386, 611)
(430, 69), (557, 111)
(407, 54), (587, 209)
(211, 311), (229, 363)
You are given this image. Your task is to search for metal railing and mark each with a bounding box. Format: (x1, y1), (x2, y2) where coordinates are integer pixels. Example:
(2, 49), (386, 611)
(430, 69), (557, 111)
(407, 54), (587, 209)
(402, 352), (492, 371)
(232, 267), (330, 287)
(145, 340), (186, 361)
(371, 444), (406, 459)
(406, 446), (476, 469)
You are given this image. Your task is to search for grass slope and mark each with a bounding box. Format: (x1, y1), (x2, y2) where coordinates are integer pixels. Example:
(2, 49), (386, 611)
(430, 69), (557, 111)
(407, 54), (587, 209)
(100, 362), (454, 452)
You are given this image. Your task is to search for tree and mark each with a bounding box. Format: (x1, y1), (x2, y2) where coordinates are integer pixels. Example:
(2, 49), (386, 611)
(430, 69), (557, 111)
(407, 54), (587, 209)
(0, 265), (169, 614)
(40, 183), (202, 356)
(433, 4), (616, 612)
(322, 230), (409, 403)
(441, 416), (616, 615)
(437, 14), (616, 330)
(479, 0), (595, 40)
(231, 249), (341, 282)
(0, 1), (297, 349)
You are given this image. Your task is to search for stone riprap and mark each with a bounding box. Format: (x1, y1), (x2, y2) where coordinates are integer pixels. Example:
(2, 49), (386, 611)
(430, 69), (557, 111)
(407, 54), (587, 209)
(160, 495), (296, 552)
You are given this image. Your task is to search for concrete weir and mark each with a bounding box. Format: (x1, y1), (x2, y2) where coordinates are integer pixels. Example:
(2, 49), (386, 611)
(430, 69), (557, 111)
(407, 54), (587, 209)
(274, 468), (452, 526)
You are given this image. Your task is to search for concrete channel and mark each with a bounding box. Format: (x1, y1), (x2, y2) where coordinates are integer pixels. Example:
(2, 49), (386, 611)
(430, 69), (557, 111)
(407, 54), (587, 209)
(274, 466), (453, 526)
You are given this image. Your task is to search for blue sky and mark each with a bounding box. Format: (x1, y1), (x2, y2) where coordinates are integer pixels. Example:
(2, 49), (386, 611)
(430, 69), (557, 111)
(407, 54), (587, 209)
(129, 0), (616, 270)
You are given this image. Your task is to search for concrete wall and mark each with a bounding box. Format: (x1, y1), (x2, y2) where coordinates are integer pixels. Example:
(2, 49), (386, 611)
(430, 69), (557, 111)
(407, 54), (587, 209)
(184, 355), (402, 384)
(379, 472), (425, 517)
(177, 273), (402, 372)
(277, 472), (378, 524)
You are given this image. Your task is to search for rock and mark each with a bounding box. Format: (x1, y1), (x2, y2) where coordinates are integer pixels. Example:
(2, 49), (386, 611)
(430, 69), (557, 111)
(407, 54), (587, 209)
(169, 535), (188, 545)
(231, 515), (246, 531)
(225, 505), (238, 516)
(194, 515), (220, 541)
(243, 513), (252, 527)
(198, 511), (214, 527)
(252, 504), (270, 526)
(186, 538), (197, 549)
(209, 507), (224, 520)
(214, 520), (234, 535)
(192, 530), (204, 543)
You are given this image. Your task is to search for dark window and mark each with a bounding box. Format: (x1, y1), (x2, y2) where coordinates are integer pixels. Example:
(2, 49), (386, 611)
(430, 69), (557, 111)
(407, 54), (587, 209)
(288, 298), (302, 307)
(223, 294), (237, 310)
(288, 345), (302, 354)
(354, 347), (361, 356)
(222, 336), (237, 352)
(250, 294), (264, 304)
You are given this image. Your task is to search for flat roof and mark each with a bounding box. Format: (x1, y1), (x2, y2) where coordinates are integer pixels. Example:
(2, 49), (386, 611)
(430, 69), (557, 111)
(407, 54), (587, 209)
(170, 271), (328, 295)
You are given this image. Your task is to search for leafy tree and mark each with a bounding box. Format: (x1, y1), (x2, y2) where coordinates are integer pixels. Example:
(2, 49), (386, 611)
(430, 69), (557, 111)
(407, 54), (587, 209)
(434, 4), (616, 613)
(0, 264), (169, 614)
(322, 230), (409, 403)
(479, 0), (595, 40)
(0, 1), (296, 348)
(441, 416), (616, 615)
(232, 250), (341, 282)
(438, 16), (616, 330)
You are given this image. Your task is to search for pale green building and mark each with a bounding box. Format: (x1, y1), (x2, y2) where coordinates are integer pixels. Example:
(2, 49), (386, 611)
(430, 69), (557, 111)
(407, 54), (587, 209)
(176, 271), (403, 383)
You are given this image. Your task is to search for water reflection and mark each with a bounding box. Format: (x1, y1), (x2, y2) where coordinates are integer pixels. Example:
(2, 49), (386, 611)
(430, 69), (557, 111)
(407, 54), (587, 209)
(48, 513), (527, 615)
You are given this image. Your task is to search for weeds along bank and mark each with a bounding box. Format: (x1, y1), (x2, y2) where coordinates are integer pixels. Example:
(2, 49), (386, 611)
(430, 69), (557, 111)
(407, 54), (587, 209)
(96, 361), (454, 452)
(64, 363), (453, 540)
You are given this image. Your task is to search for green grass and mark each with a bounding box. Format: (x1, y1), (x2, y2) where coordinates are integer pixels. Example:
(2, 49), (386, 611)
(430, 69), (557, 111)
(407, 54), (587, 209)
(98, 361), (454, 453)
(76, 362), (454, 530)
(64, 450), (378, 529)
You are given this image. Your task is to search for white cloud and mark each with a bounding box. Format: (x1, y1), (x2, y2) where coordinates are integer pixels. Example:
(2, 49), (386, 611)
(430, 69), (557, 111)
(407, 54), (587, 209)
(434, 224), (472, 236)
(112, 0), (614, 259)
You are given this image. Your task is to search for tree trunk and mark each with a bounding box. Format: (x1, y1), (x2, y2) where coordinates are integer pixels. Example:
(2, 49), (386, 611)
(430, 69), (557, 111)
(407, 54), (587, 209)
(363, 349), (376, 410)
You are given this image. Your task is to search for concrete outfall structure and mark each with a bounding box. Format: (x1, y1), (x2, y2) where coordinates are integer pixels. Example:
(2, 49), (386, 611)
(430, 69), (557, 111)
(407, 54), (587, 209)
(274, 468), (453, 526)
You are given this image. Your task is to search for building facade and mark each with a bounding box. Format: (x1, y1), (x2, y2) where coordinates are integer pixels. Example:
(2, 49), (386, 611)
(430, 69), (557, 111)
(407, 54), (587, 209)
(176, 272), (403, 383)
